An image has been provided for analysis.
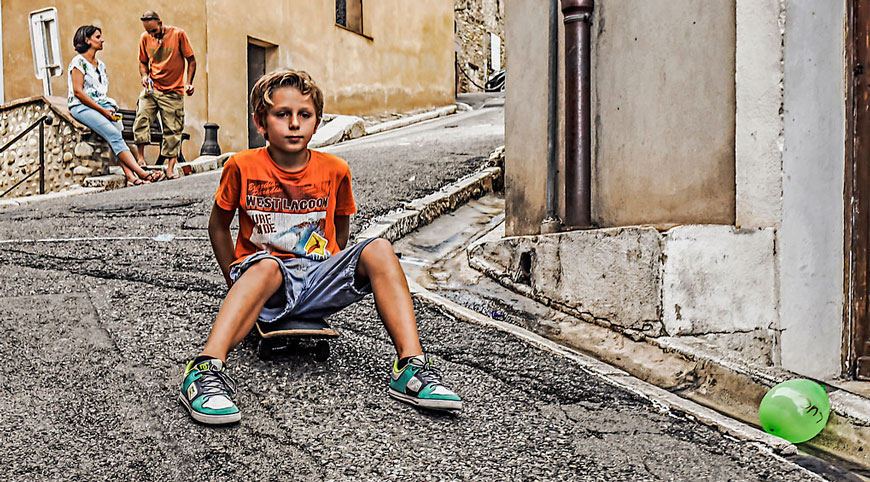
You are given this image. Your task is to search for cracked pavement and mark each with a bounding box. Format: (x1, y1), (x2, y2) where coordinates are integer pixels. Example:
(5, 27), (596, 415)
(0, 100), (822, 480)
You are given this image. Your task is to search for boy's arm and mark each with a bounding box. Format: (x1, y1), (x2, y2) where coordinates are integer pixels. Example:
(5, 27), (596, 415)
(208, 202), (237, 287)
(335, 215), (350, 250)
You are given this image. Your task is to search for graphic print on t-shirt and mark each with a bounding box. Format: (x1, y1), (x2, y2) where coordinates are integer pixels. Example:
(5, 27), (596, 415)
(148, 46), (175, 63)
(245, 179), (332, 260)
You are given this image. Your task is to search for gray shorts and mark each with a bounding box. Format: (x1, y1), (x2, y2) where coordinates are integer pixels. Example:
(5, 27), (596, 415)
(229, 238), (376, 323)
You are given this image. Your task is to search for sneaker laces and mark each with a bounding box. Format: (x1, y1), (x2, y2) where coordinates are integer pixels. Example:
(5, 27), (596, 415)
(411, 357), (445, 387)
(198, 368), (237, 399)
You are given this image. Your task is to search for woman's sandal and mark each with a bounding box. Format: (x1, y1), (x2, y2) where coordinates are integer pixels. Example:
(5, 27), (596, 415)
(165, 171), (180, 180)
(145, 171), (165, 182)
(126, 178), (151, 187)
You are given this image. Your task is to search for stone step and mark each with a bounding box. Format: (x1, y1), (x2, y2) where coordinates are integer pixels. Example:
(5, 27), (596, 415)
(82, 173), (125, 191)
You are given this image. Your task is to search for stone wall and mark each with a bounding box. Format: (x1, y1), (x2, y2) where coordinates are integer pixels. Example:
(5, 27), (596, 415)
(455, 0), (505, 93)
(0, 97), (113, 198)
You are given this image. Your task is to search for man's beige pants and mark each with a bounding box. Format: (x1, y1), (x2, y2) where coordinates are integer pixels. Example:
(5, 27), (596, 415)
(133, 90), (185, 158)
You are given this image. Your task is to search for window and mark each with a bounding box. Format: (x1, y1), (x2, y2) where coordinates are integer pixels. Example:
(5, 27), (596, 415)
(336, 0), (363, 35)
(28, 7), (61, 96)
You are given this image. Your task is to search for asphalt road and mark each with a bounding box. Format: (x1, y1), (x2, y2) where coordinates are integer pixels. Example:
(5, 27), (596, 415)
(0, 99), (822, 480)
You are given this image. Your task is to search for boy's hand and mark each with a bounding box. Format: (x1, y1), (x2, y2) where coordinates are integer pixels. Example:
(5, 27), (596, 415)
(208, 203), (237, 287)
(335, 215), (350, 250)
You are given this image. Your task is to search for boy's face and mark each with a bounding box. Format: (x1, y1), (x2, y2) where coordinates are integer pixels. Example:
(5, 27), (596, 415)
(256, 87), (319, 155)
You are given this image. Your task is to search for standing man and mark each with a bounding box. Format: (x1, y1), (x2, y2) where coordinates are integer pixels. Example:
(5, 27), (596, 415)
(134, 11), (195, 179)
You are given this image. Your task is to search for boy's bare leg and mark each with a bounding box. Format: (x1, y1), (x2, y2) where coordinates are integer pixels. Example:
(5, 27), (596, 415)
(201, 259), (284, 362)
(180, 259), (282, 424)
(359, 239), (463, 410)
(356, 239), (424, 359)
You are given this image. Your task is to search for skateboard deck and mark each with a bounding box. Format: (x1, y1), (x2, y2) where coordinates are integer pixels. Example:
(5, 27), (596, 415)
(255, 318), (339, 361)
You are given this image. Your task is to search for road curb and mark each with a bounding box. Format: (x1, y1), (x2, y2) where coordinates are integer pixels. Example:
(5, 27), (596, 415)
(310, 115), (366, 148)
(0, 186), (105, 209)
(405, 277), (810, 465)
(358, 165), (503, 243)
(357, 146), (503, 244)
(365, 105), (458, 136)
(355, 142), (862, 471)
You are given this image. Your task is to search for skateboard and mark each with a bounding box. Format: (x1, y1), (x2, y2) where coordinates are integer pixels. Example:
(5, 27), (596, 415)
(254, 318), (339, 361)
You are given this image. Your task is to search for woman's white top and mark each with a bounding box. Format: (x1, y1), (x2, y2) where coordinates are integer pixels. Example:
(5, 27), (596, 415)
(66, 54), (117, 108)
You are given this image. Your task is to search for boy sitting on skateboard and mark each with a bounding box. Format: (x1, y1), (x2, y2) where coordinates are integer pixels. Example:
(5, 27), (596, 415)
(179, 70), (462, 424)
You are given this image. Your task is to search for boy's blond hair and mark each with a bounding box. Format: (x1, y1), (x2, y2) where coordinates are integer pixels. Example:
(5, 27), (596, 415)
(250, 70), (324, 130)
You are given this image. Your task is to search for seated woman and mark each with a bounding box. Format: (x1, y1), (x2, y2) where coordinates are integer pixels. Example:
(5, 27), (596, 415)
(67, 25), (162, 186)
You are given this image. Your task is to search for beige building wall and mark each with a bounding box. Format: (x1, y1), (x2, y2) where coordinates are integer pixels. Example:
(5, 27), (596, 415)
(2, 1), (454, 157)
(1, 0), (207, 162)
(207, 0), (455, 153)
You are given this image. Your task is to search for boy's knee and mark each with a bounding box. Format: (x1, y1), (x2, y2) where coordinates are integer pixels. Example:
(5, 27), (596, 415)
(244, 258), (283, 281)
(363, 238), (395, 259)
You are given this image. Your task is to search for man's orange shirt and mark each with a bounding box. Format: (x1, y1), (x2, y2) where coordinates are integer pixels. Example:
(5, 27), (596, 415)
(138, 26), (194, 94)
(215, 148), (357, 265)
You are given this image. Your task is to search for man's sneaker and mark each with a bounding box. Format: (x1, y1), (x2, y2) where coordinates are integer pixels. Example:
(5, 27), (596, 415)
(179, 358), (241, 424)
(389, 355), (462, 411)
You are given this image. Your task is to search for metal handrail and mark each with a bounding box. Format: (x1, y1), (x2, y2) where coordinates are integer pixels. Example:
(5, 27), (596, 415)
(0, 114), (54, 198)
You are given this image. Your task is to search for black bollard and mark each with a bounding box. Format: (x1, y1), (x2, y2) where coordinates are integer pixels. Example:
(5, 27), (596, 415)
(200, 123), (221, 156)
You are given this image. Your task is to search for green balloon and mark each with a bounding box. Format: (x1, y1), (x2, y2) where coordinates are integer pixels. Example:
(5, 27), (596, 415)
(758, 379), (830, 443)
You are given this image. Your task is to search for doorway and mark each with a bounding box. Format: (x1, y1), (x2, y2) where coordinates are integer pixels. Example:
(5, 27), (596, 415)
(847, 0), (870, 380)
(247, 42), (266, 148)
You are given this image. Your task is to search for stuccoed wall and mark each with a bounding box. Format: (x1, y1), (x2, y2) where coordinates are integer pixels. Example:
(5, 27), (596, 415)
(591, 0), (736, 226)
(504, 0), (736, 235)
(503, 0), (550, 236)
(0, 97), (112, 198)
(779, 0), (846, 379)
(735, 0), (784, 228)
(2, 1), (453, 159)
(468, 224), (778, 365)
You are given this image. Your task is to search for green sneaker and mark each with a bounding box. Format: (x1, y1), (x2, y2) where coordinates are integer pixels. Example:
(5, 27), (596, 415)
(389, 355), (462, 411)
(179, 358), (241, 424)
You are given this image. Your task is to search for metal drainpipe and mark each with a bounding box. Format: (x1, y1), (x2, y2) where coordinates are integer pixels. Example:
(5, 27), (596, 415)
(541, 0), (562, 234)
(560, 0), (594, 228)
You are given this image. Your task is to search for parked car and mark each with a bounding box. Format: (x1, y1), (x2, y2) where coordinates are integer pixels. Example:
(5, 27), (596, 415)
(485, 69), (506, 92)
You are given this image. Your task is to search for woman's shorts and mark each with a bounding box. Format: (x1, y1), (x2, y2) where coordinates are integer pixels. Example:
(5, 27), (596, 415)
(229, 238), (377, 323)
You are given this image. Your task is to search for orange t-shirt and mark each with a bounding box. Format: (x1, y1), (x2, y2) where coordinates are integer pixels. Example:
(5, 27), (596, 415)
(138, 26), (194, 94)
(215, 148), (357, 265)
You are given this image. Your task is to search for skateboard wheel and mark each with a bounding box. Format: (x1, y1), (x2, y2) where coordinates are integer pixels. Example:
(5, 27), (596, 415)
(258, 338), (276, 360)
(314, 340), (329, 361)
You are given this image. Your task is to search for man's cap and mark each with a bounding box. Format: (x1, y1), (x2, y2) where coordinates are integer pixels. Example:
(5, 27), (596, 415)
(140, 11), (160, 21)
